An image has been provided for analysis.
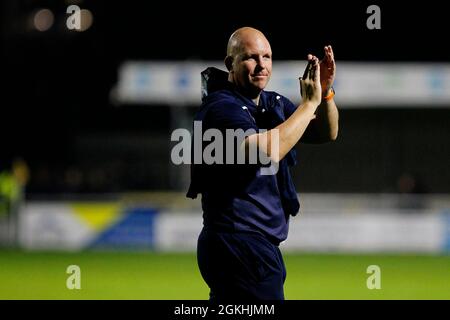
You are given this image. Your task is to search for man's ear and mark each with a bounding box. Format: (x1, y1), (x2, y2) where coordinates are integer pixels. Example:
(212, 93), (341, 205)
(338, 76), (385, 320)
(224, 56), (234, 72)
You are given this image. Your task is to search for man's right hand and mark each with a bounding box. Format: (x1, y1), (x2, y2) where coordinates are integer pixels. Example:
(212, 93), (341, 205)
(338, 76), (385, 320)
(299, 54), (322, 109)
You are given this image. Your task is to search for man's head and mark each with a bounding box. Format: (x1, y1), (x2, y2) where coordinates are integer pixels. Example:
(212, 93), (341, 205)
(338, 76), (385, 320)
(225, 27), (272, 99)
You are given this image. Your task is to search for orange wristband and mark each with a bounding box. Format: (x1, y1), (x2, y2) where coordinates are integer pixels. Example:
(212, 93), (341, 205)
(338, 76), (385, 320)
(323, 87), (335, 101)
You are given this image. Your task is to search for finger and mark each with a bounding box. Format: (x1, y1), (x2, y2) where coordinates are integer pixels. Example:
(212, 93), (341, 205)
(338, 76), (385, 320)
(328, 45), (334, 60)
(328, 47), (335, 70)
(313, 57), (320, 82)
(310, 56), (319, 80)
(324, 46), (335, 70)
(302, 63), (310, 80)
(308, 57), (316, 82)
(299, 77), (308, 97)
(324, 46), (330, 58)
(302, 55), (313, 79)
(324, 46), (332, 63)
(308, 60), (314, 79)
(308, 57), (319, 81)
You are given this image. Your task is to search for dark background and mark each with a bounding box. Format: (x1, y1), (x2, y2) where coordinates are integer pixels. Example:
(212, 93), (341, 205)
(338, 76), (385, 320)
(1, 0), (448, 194)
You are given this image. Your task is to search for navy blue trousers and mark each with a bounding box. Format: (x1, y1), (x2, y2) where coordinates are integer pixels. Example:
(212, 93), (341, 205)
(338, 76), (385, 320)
(197, 227), (286, 301)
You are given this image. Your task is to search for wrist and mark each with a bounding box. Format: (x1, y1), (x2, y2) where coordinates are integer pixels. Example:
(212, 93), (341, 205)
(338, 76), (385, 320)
(322, 87), (335, 101)
(302, 101), (319, 113)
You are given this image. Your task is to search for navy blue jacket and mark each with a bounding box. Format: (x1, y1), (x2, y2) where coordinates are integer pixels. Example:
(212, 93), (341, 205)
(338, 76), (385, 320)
(187, 68), (300, 244)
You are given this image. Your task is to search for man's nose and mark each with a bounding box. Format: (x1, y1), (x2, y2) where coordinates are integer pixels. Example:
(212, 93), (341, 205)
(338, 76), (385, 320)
(256, 56), (266, 69)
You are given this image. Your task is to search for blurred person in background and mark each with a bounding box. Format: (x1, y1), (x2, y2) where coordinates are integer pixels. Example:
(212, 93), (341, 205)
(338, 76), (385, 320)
(187, 27), (339, 300)
(0, 158), (29, 246)
(0, 158), (28, 215)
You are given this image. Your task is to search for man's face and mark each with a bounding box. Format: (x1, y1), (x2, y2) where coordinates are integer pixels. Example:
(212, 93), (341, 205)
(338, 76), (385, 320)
(231, 35), (272, 95)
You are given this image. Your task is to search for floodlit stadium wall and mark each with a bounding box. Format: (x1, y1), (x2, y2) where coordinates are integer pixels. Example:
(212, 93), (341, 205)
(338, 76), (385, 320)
(18, 194), (450, 253)
(114, 61), (450, 107)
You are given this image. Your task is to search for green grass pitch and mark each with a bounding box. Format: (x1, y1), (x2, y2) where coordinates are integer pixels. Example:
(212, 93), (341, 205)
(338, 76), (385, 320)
(0, 251), (449, 299)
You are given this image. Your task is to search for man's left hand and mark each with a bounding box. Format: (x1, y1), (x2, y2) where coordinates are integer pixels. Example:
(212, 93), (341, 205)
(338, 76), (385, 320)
(320, 45), (336, 97)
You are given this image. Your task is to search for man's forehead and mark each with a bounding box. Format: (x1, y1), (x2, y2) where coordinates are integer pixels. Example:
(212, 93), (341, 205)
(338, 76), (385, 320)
(238, 36), (271, 54)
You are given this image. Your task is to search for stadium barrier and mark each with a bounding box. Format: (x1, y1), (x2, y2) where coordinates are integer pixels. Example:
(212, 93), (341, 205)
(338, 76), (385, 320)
(114, 61), (450, 107)
(17, 193), (450, 253)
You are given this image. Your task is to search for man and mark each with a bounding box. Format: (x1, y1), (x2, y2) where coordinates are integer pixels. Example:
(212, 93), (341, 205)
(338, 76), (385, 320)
(187, 27), (338, 300)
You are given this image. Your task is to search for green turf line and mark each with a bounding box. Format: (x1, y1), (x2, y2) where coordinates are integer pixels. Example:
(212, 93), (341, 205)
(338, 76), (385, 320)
(0, 251), (449, 300)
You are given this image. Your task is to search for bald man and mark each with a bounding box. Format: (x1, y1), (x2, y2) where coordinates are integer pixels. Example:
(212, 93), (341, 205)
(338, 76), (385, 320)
(187, 27), (338, 301)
